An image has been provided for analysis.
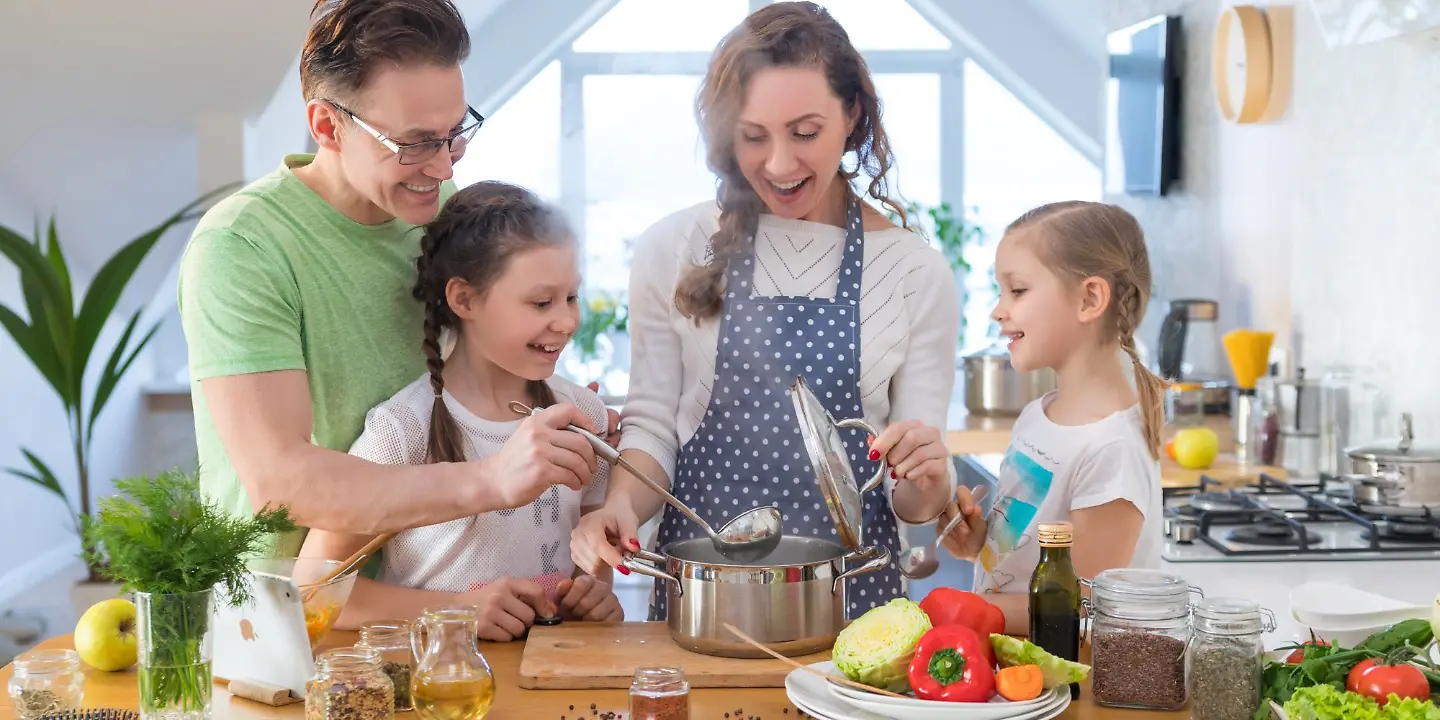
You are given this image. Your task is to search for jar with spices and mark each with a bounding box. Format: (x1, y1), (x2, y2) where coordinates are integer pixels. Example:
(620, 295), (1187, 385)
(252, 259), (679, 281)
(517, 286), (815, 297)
(6, 649), (84, 720)
(1085, 568), (1195, 710)
(1187, 597), (1275, 720)
(629, 666), (689, 720)
(359, 620), (416, 712)
(306, 646), (396, 720)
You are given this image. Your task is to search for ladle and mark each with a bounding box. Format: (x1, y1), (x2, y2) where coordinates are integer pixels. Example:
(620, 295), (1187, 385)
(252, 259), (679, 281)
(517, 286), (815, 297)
(897, 485), (989, 580)
(509, 401), (784, 562)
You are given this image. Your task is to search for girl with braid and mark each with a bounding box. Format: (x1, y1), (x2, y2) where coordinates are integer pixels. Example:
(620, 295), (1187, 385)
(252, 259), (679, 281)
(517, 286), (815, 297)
(301, 181), (622, 639)
(936, 201), (1168, 634)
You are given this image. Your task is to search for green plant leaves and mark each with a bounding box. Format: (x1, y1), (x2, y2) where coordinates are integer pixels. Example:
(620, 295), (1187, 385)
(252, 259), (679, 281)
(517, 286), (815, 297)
(4, 449), (66, 502)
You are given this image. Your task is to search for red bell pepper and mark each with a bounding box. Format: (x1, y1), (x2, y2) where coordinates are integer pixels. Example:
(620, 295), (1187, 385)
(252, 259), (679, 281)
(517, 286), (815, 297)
(918, 588), (1004, 665)
(906, 625), (997, 703)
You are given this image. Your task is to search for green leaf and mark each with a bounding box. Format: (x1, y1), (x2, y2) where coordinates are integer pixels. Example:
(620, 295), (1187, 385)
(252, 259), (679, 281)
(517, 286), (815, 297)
(4, 449), (68, 502)
(0, 301), (71, 406)
(0, 222), (68, 320)
(45, 216), (74, 318)
(73, 182), (239, 384)
(88, 312), (160, 443)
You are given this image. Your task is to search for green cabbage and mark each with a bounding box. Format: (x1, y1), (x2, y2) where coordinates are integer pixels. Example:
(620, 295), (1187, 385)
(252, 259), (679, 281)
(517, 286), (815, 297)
(832, 598), (932, 693)
(1283, 685), (1440, 720)
(989, 634), (1091, 689)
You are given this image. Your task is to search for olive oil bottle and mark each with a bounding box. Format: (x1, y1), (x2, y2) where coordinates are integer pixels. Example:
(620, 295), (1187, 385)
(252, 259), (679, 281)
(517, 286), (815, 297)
(1029, 521), (1081, 699)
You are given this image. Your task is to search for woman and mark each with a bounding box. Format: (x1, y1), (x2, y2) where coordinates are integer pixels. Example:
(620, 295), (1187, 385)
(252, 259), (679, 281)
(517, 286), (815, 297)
(571, 1), (959, 620)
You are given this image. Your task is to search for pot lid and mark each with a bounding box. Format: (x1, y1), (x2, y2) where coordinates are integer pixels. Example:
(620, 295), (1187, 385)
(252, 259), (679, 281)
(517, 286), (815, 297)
(1347, 413), (1440, 464)
(789, 375), (882, 552)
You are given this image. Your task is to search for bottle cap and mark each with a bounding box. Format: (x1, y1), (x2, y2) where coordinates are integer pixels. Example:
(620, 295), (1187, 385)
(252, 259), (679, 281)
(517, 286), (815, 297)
(1037, 522), (1074, 547)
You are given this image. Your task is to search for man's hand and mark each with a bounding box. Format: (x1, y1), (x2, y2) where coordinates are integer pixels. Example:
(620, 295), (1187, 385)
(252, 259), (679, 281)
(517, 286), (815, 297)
(484, 404), (599, 508)
(555, 575), (624, 622)
(586, 381), (622, 449)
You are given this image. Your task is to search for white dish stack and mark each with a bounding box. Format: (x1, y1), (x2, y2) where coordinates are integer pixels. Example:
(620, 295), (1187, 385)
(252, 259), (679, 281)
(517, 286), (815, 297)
(784, 661), (1073, 720)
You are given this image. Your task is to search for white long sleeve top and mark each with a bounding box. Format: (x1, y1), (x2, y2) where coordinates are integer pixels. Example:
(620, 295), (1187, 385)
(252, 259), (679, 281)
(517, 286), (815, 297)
(617, 200), (961, 505)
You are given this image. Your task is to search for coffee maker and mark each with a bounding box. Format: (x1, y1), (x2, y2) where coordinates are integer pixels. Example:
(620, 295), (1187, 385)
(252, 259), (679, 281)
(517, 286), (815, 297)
(1156, 299), (1232, 412)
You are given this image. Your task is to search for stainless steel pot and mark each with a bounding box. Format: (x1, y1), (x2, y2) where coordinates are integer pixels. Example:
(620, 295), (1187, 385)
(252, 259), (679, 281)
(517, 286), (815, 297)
(621, 536), (890, 658)
(1344, 413), (1440, 508)
(960, 344), (1057, 416)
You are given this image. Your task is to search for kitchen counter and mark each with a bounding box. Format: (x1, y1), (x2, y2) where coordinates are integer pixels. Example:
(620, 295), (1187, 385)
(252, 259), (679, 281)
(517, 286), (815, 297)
(0, 631), (1188, 720)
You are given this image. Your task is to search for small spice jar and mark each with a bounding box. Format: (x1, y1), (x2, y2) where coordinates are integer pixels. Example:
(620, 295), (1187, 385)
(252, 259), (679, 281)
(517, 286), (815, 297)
(629, 666), (689, 720)
(7, 649), (84, 720)
(358, 620), (416, 712)
(1086, 568), (1194, 710)
(306, 646), (396, 720)
(1187, 597), (1275, 720)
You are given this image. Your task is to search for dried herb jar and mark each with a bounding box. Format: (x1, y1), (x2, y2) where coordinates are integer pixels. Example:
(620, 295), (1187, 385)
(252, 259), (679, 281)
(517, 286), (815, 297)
(1187, 598), (1275, 720)
(629, 666), (689, 720)
(358, 621), (416, 712)
(306, 646), (395, 720)
(1085, 568), (1195, 711)
(7, 649), (84, 720)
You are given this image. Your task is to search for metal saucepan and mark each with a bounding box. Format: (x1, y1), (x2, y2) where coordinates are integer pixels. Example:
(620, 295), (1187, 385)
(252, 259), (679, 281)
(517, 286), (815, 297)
(960, 344), (1057, 416)
(1344, 412), (1440, 510)
(622, 536), (890, 658)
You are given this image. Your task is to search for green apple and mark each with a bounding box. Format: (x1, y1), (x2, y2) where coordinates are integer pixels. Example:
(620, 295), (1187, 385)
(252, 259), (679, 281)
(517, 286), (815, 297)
(74, 598), (138, 672)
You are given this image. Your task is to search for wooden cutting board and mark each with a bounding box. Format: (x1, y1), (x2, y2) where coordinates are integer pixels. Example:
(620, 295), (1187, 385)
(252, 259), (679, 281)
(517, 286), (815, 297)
(517, 621), (830, 689)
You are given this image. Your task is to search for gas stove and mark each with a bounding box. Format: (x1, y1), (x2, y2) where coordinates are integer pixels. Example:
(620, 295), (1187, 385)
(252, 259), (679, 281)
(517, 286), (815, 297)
(1162, 473), (1440, 562)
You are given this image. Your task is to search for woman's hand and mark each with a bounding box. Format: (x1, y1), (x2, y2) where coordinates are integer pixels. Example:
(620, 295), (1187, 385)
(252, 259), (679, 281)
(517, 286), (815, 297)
(870, 420), (952, 519)
(937, 485), (988, 561)
(454, 578), (557, 642)
(571, 504), (642, 576)
(555, 575), (625, 622)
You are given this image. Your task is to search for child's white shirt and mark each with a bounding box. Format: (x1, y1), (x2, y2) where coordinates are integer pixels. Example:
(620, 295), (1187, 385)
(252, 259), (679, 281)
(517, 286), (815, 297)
(972, 392), (1163, 594)
(348, 375), (610, 602)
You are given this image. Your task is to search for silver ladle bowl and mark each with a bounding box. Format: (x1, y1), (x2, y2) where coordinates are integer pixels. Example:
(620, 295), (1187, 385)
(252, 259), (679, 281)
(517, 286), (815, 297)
(509, 401), (784, 563)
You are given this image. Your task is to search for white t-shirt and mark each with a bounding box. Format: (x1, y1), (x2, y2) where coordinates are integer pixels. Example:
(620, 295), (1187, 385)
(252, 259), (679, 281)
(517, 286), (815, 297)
(347, 375), (610, 603)
(972, 392), (1163, 594)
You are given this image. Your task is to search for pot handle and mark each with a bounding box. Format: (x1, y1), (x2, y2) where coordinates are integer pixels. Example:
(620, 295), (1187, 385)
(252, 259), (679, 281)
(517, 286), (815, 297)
(620, 553), (682, 597)
(835, 418), (891, 494)
(831, 546), (891, 595)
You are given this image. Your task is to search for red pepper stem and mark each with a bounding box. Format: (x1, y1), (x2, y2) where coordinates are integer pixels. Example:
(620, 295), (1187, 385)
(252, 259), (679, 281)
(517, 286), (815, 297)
(927, 648), (968, 686)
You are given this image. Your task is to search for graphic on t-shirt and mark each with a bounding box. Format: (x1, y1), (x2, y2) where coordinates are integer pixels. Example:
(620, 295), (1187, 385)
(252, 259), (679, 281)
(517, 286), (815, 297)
(977, 446), (1054, 592)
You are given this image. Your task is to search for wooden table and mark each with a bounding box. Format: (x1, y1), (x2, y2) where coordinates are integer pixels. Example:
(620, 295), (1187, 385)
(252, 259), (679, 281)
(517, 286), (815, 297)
(1, 633), (1188, 720)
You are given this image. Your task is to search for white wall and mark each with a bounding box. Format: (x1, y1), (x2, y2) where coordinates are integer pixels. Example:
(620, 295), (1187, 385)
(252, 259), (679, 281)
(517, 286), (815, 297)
(1108, 0), (1439, 441)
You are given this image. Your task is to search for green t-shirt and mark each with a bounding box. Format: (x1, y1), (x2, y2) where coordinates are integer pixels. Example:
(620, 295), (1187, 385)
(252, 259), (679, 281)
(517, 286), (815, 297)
(178, 154), (455, 556)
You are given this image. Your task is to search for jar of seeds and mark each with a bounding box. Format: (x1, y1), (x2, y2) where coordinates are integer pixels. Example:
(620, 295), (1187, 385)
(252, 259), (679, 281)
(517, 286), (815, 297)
(1086, 568), (1195, 710)
(359, 620), (416, 712)
(306, 646), (395, 720)
(1187, 597), (1275, 720)
(6, 649), (83, 720)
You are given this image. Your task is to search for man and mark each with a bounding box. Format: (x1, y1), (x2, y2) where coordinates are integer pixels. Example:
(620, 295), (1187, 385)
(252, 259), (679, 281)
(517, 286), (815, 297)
(178, 0), (609, 560)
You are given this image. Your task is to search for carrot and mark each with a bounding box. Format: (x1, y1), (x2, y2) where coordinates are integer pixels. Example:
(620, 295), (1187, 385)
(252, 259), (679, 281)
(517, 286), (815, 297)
(995, 664), (1045, 701)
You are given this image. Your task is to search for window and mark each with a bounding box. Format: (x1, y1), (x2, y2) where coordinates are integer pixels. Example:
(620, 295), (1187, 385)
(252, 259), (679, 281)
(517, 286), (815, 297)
(453, 61), (561, 198)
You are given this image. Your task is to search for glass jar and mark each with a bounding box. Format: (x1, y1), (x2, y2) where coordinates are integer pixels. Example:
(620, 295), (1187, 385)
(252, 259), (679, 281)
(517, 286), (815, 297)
(629, 667), (689, 720)
(411, 606), (495, 720)
(1084, 569), (1194, 710)
(7, 649), (84, 720)
(359, 620), (416, 712)
(1187, 597), (1275, 720)
(306, 646), (395, 720)
(1167, 383), (1206, 427)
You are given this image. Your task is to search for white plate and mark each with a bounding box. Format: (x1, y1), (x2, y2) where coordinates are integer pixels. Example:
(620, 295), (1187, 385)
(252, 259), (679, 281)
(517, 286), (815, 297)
(784, 662), (889, 720)
(833, 686), (1070, 720)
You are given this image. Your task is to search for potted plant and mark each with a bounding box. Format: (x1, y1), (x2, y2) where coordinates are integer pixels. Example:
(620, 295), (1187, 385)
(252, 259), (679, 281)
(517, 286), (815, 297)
(565, 290), (629, 396)
(0, 184), (238, 611)
(81, 467), (294, 720)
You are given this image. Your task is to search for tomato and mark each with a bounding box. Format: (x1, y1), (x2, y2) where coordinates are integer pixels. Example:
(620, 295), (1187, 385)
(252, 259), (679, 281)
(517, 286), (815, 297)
(1345, 658), (1431, 705)
(1285, 639), (1329, 664)
(1165, 438), (1177, 461)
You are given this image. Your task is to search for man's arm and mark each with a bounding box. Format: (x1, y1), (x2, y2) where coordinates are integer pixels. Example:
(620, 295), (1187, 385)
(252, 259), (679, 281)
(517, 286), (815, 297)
(204, 370), (597, 534)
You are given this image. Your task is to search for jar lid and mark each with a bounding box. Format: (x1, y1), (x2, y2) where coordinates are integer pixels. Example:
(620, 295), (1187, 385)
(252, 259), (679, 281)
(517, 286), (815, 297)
(1193, 597), (1276, 635)
(1037, 522), (1074, 547)
(1347, 413), (1440, 464)
(316, 645), (382, 672)
(14, 649), (79, 673)
(1092, 568), (1191, 604)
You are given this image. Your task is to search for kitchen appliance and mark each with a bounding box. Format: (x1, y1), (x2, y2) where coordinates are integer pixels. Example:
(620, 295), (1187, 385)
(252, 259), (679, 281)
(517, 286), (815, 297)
(621, 539), (889, 657)
(1273, 367), (1324, 478)
(1345, 412), (1440, 509)
(1157, 299), (1231, 412)
(960, 343), (1057, 416)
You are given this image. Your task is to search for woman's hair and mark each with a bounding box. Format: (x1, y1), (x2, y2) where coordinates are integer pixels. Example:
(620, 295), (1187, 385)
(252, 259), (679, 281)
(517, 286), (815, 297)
(1006, 201), (1168, 460)
(674, 1), (907, 321)
(412, 181), (574, 464)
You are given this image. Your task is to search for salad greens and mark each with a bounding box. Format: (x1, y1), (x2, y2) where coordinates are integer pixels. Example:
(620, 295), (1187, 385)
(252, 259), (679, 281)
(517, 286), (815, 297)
(833, 598), (933, 693)
(1256, 619), (1439, 720)
(989, 634), (1090, 689)
(1283, 685), (1440, 720)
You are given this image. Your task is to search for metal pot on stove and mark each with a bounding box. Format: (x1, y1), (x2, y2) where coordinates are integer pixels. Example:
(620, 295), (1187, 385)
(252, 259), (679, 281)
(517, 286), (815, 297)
(1344, 412), (1440, 509)
(622, 376), (897, 658)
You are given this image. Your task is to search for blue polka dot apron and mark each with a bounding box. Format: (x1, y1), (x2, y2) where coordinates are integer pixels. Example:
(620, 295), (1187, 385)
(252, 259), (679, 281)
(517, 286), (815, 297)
(648, 190), (904, 622)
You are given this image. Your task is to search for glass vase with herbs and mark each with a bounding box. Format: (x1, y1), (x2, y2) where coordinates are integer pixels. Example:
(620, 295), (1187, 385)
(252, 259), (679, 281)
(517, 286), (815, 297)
(1187, 597), (1276, 720)
(358, 620), (416, 712)
(81, 468), (295, 720)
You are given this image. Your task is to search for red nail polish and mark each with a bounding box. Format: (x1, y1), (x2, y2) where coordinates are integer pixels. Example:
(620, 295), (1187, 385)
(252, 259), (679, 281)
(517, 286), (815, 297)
(628, 538), (640, 549)
(868, 449), (880, 461)
(890, 470), (897, 479)
(617, 565), (630, 576)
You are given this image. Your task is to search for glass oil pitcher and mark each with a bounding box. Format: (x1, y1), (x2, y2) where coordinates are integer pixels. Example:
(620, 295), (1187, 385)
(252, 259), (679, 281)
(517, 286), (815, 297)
(409, 606), (496, 720)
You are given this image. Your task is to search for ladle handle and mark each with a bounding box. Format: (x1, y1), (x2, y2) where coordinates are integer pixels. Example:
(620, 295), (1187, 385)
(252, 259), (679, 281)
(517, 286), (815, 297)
(509, 401), (719, 539)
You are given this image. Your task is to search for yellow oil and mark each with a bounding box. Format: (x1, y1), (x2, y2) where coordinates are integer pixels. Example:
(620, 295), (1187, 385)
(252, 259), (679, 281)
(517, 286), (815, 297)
(413, 672), (495, 720)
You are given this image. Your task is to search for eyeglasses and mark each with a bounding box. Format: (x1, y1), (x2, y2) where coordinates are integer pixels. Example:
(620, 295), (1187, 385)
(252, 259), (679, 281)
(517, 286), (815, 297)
(327, 101), (485, 165)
